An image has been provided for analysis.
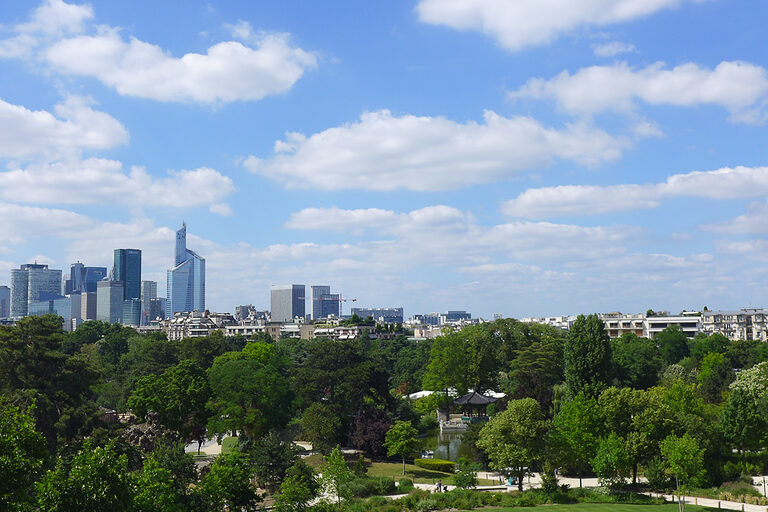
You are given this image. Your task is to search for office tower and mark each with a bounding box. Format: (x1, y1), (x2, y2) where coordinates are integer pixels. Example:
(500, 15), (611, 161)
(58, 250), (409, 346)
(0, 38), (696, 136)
(166, 223), (205, 318)
(270, 284), (305, 323)
(81, 292), (97, 320)
(122, 298), (142, 326)
(140, 281), (157, 303)
(114, 249), (142, 300)
(65, 263), (108, 295)
(350, 307), (404, 323)
(0, 285), (9, 318)
(10, 264), (62, 317)
(97, 280), (124, 323)
(148, 297), (167, 322)
(311, 285), (340, 320)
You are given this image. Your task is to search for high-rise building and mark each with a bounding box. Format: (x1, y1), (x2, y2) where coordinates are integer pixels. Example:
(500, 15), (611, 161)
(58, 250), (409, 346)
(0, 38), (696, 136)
(166, 223), (205, 318)
(64, 263), (107, 295)
(81, 292), (97, 320)
(114, 249), (141, 300)
(97, 280), (124, 323)
(122, 298), (142, 326)
(271, 285), (305, 323)
(140, 280), (158, 326)
(148, 297), (167, 322)
(311, 285), (340, 320)
(350, 307), (404, 323)
(0, 285), (10, 318)
(10, 264), (62, 317)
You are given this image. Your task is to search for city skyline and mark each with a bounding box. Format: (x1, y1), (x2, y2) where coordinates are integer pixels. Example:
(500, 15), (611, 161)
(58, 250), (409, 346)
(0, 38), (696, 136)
(1, 1), (768, 318)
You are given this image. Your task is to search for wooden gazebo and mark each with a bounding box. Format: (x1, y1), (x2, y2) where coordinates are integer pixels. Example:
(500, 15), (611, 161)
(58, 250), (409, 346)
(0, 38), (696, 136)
(453, 391), (496, 423)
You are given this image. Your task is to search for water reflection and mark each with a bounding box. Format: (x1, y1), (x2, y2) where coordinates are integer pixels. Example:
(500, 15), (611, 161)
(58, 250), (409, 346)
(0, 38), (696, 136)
(419, 429), (472, 462)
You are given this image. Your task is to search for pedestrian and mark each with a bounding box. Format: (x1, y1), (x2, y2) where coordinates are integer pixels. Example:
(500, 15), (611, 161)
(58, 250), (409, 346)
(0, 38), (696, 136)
(436, 480), (442, 493)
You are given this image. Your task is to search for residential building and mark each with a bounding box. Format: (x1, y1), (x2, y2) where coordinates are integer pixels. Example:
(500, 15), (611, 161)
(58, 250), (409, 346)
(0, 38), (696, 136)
(701, 309), (768, 341)
(114, 249), (141, 301)
(351, 307), (404, 323)
(599, 312), (646, 338)
(270, 284), (305, 323)
(64, 263), (107, 295)
(645, 313), (701, 339)
(0, 285), (9, 318)
(97, 280), (124, 323)
(164, 310), (235, 340)
(10, 263), (62, 317)
(311, 285), (340, 320)
(166, 223), (205, 317)
(234, 305), (270, 322)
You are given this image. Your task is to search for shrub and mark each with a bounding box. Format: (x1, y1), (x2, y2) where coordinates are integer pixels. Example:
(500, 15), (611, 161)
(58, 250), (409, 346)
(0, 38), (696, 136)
(344, 476), (398, 498)
(398, 478), (414, 491)
(644, 458), (670, 490)
(413, 458), (454, 473)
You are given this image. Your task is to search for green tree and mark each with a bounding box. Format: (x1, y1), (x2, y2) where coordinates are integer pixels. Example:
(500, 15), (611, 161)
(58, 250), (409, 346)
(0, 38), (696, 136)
(551, 393), (603, 487)
(591, 433), (632, 491)
(660, 434), (704, 512)
(198, 450), (261, 512)
(656, 325), (690, 365)
(300, 402), (342, 454)
(383, 420), (419, 475)
(697, 352), (733, 403)
(689, 334), (728, 364)
(476, 398), (549, 491)
(564, 314), (611, 399)
(0, 397), (49, 511)
(611, 333), (664, 389)
(507, 338), (564, 411)
(452, 457), (479, 489)
(275, 475), (316, 512)
(132, 456), (185, 512)
(720, 389), (767, 457)
(321, 446), (354, 506)
(36, 440), (133, 512)
(249, 431), (300, 493)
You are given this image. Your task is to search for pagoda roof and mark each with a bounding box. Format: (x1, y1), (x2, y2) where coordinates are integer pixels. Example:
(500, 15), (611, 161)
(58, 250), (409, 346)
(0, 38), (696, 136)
(453, 391), (497, 406)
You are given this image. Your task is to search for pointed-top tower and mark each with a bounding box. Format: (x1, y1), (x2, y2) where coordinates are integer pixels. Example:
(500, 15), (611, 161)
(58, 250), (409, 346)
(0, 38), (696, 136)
(167, 222), (205, 317)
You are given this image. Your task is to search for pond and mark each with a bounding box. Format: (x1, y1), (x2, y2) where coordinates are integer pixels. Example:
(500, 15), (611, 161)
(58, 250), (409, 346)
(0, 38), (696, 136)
(419, 429), (473, 462)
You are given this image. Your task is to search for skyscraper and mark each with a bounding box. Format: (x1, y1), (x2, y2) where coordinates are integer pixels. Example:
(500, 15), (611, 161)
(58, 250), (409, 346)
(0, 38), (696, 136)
(311, 285), (340, 320)
(271, 284), (305, 323)
(64, 263), (107, 294)
(97, 280), (124, 323)
(166, 223), (205, 318)
(0, 285), (9, 318)
(114, 249), (142, 300)
(141, 280), (158, 326)
(10, 264), (62, 317)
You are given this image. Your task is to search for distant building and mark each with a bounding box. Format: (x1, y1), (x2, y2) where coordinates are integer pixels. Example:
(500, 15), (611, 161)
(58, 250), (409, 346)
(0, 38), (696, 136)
(271, 284), (305, 323)
(234, 305), (269, 322)
(311, 285), (340, 320)
(351, 307), (403, 323)
(645, 313), (701, 339)
(140, 280), (157, 325)
(148, 297), (167, 323)
(122, 298), (142, 326)
(167, 223), (205, 318)
(10, 264), (62, 317)
(114, 249), (141, 301)
(64, 263), (107, 295)
(97, 280), (124, 323)
(0, 285), (9, 318)
(81, 292), (97, 321)
(164, 310), (235, 340)
(701, 309), (768, 341)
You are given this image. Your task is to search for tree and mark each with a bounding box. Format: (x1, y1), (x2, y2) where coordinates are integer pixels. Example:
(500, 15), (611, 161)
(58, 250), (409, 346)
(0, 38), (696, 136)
(611, 333), (664, 389)
(656, 325), (690, 365)
(477, 398), (549, 491)
(384, 420), (419, 475)
(349, 407), (392, 457)
(697, 352), (733, 403)
(0, 397), (48, 510)
(551, 393), (603, 487)
(564, 314), (611, 399)
(250, 431), (300, 493)
(320, 446), (354, 506)
(275, 475), (316, 512)
(660, 434), (704, 512)
(452, 457), (479, 489)
(508, 338), (564, 411)
(591, 433), (632, 491)
(720, 389), (767, 457)
(198, 450), (261, 512)
(300, 402), (342, 454)
(729, 361), (768, 400)
(132, 456), (185, 512)
(36, 440), (133, 512)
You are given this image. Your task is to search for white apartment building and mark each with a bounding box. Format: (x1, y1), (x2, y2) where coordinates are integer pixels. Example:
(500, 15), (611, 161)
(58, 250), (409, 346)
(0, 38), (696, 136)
(701, 309), (768, 341)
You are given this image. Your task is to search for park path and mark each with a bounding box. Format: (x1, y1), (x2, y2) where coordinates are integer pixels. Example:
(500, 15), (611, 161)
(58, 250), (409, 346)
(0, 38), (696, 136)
(647, 492), (768, 512)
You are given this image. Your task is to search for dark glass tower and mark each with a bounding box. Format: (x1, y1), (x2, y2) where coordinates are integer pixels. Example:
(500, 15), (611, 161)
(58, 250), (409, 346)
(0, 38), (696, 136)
(113, 249), (142, 300)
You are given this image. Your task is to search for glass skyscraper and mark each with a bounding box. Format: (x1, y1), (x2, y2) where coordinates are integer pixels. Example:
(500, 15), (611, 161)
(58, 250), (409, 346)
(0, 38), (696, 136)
(166, 223), (205, 318)
(114, 249), (142, 300)
(65, 263), (107, 295)
(10, 263), (62, 317)
(311, 285), (340, 320)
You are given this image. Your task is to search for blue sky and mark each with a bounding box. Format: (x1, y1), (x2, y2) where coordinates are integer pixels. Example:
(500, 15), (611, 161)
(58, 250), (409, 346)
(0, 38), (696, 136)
(1, 0), (768, 318)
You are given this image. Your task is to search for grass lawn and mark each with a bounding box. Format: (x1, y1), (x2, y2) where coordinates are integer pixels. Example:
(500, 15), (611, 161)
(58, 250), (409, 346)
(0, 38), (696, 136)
(366, 461), (497, 486)
(498, 505), (717, 512)
(220, 436), (238, 455)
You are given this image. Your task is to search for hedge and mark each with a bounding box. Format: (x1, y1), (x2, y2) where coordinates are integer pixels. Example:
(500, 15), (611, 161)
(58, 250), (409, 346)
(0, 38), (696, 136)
(414, 458), (455, 473)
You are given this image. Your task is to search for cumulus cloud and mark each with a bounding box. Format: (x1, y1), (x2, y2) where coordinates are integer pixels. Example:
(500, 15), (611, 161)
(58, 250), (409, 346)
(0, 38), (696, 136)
(510, 61), (768, 123)
(0, 202), (92, 245)
(244, 110), (629, 191)
(592, 41), (636, 57)
(416, 0), (701, 51)
(0, 158), (236, 210)
(0, 95), (128, 159)
(703, 199), (768, 235)
(502, 166), (768, 219)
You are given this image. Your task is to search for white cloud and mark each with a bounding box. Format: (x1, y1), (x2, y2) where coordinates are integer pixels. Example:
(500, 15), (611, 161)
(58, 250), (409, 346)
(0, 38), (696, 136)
(703, 199), (768, 235)
(244, 110), (629, 191)
(416, 0), (701, 52)
(502, 166), (768, 219)
(0, 158), (235, 209)
(510, 61), (768, 123)
(0, 95), (128, 159)
(45, 26), (317, 104)
(0, 202), (92, 245)
(209, 203), (233, 217)
(285, 205), (472, 234)
(0, 0), (93, 59)
(592, 41), (636, 57)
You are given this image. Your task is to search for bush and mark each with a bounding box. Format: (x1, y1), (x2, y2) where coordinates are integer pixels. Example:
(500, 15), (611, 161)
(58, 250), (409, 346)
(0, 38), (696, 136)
(644, 458), (670, 490)
(414, 458), (454, 473)
(344, 476), (398, 498)
(398, 478), (414, 491)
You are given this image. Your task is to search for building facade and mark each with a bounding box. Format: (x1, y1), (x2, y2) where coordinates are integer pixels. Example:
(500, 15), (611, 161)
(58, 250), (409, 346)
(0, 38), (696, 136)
(114, 249), (142, 300)
(97, 280), (124, 323)
(351, 307), (404, 323)
(166, 223), (205, 318)
(270, 284), (305, 323)
(0, 285), (9, 318)
(64, 263), (107, 295)
(311, 285), (340, 320)
(10, 264), (62, 317)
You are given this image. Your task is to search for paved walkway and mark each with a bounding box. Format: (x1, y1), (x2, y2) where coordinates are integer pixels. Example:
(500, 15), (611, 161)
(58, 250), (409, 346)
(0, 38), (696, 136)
(647, 492), (768, 512)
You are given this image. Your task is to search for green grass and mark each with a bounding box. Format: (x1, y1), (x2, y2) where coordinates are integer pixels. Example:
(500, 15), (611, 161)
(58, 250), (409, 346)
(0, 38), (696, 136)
(220, 436), (238, 455)
(367, 461), (497, 486)
(497, 505), (717, 512)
